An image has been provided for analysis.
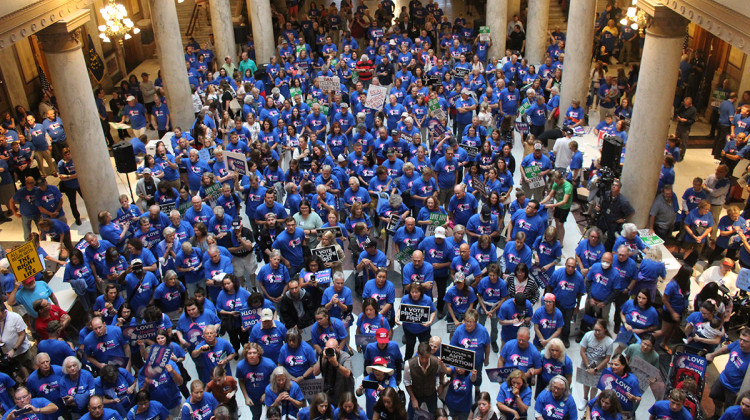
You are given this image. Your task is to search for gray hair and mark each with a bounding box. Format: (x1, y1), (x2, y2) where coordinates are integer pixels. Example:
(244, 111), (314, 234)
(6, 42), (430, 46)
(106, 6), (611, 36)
(163, 269), (177, 280)
(269, 366), (293, 393)
(388, 194), (403, 207)
(63, 356), (82, 374)
(322, 165), (332, 172)
(213, 206), (225, 217)
(169, 210), (181, 218)
(620, 223), (637, 237)
(163, 227), (176, 237)
(270, 249), (282, 259)
(403, 162), (415, 172)
(181, 242), (193, 254)
(547, 375), (571, 399)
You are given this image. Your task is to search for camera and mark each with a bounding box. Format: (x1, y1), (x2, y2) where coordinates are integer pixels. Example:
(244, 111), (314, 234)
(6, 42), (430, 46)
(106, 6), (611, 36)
(324, 348), (335, 358)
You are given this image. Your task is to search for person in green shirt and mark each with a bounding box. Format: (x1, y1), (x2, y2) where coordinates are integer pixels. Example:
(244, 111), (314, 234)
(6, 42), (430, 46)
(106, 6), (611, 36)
(541, 170), (574, 242)
(623, 334), (659, 367)
(237, 51), (257, 77)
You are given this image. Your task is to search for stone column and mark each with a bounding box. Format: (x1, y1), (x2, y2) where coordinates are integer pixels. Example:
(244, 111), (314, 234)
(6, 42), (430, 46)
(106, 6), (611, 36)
(37, 10), (120, 233)
(486, 0), (507, 60)
(525, 0), (550, 65)
(248, 0), (275, 65)
(149, 0), (194, 130)
(209, 0), (236, 62)
(508, 0), (521, 21)
(621, 7), (688, 227)
(0, 47), (30, 111)
(557, 0), (596, 126)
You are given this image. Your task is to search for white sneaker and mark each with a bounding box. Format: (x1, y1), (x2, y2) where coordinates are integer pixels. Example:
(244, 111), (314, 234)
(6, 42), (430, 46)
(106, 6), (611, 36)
(578, 399), (588, 411)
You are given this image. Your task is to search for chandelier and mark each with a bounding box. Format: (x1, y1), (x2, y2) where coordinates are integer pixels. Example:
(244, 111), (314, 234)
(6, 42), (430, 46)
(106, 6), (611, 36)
(619, 0), (650, 31)
(97, 0), (140, 43)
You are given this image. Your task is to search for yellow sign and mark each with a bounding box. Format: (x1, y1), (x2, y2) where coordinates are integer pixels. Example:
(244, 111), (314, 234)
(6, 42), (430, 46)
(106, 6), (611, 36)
(7, 241), (43, 281)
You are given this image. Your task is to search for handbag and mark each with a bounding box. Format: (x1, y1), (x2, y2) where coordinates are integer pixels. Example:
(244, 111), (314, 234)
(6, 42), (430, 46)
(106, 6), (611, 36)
(229, 98), (242, 114)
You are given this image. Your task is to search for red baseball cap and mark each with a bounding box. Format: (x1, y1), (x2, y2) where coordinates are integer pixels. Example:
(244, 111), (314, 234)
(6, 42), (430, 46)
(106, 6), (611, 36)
(375, 328), (389, 344)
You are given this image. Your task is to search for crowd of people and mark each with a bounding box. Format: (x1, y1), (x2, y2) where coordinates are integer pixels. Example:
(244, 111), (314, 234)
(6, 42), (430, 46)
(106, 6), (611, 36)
(0, 0), (750, 420)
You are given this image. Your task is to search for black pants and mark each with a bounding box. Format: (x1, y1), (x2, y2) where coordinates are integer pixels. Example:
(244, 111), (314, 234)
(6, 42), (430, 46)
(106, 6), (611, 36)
(101, 119), (115, 146)
(613, 291), (630, 331)
(226, 326), (249, 353)
(558, 303), (575, 343)
(713, 125), (731, 159)
(404, 329), (430, 361)
(51, 142), (66, 163)
(61, 184), (82, 221)
(435, 273), (449, 312)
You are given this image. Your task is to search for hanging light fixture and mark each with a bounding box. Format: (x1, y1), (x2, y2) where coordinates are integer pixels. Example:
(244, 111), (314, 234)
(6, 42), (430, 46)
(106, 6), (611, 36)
(98, 0), (140, 43)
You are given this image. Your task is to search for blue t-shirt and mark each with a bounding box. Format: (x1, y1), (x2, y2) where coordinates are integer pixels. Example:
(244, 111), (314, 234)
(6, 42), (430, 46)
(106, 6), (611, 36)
(587, 398), (622, 420)
(719, 405), (750, 420)
(400, 295), (435, 335)
(448, 194), (478, 227)
(500, 339), (542, 372)
(496, 381), (532, 411)
(361, 279), (396, 313)
(586, 264), (617, 302)
(444, 285), (477, 316)
(277, 341), (317, 378)
(720, 340), (750, 392)
(193, 338), (235, 383)
(620, 299), (659, 332)
(663, 280), (689, 315)
(499, 299), (534, 343)
(179, 393), (218, 420)
(540, 355), (573, 384)
(502, 242), (533, 274)
(321, 285), (354, 319)
(249, 321), (288, 363)
(136, 361), (181, 410)
(510, 209), (546, 246)
(576, 240), (606, 269)
(83, 326), (128, 365)
(257, 264), (290, 298)
(418, 236), (454, 276)
(310, 317), (348, 349)
(535, 389), (578, 420)
(648, 400), (693, 420)
(235, 357), (276, 404)
(684, 209), (715, 244)
(532, 307), (564, 346)
(263, 382), (305, 418)
(273, 227), (306, 267)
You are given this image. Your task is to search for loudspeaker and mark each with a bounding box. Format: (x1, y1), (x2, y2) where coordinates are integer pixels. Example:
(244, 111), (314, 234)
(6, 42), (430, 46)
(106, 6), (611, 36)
(600, 135), (623, 170)
(112, 142), (137, 173)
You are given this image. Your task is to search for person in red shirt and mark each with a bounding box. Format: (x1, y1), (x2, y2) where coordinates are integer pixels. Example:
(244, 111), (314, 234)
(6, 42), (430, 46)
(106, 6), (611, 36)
(32, 298), (70, 340)
(206, 365), (238, 414)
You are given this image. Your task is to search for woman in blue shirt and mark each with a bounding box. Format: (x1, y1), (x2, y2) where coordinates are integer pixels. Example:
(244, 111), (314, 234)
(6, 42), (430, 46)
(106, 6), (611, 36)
(153, 270), (186, 323)
(444, 366), (477, 419)
(63, 249), (97, 311)
(618, 289), (660, 347)
(310, 308), (349, 354)
(535, 376), (577, 420)
(681, 200), (714, 262)
(659, 267), (691, 352)
(532, 227), (563, 286)
(297, 392), (334, 420)
(264, 367), (306, 418)
(345, 202), (373, 234)
(575, 228), (606, 276)
(635, 247), (667, 300)
(399, 283), (437, 360)
(538, 339), (573, 396)
(334, 392), (367, 420)
(327, 122), (348, 160)
(356, 359), (397, 418)
(597, 354), (642, 414)
(496, 369), (532, 420)
(586, 390), (623, 420)
(357, 298), (391, 338)
(444, 275), (477, 327)
(470, 235), (498, 273)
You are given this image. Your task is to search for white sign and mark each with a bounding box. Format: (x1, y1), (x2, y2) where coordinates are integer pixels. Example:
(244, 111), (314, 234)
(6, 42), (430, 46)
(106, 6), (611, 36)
(365, 85), (388, 110)
(319, 76), (341, 91)
(527, 176), (545, 189)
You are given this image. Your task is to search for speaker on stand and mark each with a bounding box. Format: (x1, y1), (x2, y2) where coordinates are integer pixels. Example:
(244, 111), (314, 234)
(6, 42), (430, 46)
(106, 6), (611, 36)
(111, 141), (138, 203)
(600, 135), (623, 173)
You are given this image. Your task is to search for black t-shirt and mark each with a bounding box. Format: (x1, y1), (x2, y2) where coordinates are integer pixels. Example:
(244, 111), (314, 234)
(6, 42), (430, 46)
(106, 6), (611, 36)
(144, 180), (157, 205)
(376, 62), (395, 85)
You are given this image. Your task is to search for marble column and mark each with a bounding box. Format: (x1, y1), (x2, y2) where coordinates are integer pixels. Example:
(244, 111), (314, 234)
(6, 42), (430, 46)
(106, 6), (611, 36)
(508, 0), (521, 21)
(0, 47), (30, 111)
(620, 7), (688, 227)
(525, 0), (550, 65)
(37, 10), (120, 233)
(557, 0), (596, 126)
(486, 0), (507, 60)
(209, 0), (236, 62)
(149, 0), (194, 130)
(248, 0), (275, 65)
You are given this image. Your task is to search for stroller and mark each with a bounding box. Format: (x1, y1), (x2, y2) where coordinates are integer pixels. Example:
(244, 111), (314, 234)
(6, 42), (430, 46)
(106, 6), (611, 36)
(663, 345), (707, 420)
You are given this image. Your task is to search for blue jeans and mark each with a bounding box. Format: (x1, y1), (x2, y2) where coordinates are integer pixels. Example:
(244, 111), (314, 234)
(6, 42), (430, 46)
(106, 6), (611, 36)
(21, 214), (40, 241)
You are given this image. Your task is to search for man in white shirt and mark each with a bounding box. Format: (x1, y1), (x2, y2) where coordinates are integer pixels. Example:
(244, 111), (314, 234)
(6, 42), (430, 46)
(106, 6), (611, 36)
(552, 127), (575, 172)
(698, 257), (738, 296)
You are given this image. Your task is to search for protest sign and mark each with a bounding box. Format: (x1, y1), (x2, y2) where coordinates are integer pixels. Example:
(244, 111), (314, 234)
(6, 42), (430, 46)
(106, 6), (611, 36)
(427, 74), (441, 87)
(355, 334), (377, 348)
(317, 226), (344, 238)
(177, 200), (191, 215)
(453, 67), (470, 78)
(240, 308), (256, 330)
(315, 269), (332, 286)
(399, 131), (413, 144)
(139, 229), (161, 249)
(122, 322), (159, 342)
(224, 151), (248, 175)
(202, 183), (223, 208)
(365, 85), (388, 110)
(7, 241), (43, 282)
(486, 367), (517, 383)
(479, 26), (491, 42)
(386, 214), (402, 233)
(447, 322), (458, 334)
(471, 178), (487, 196)
(159, 202), (175, 214)
(399, 304), (430, 323)
(143, 344), (173, 378)
(597, 368), (637, 411)
(514, 121), (530, 134)
(394, 247), (414, 265)
(629, 355), (661, 392)
(523, 166), (545, 189)
(428, 120), (446, 137)
(429, 212), (448, 226)
(576, 367), (600, 387)
(738, 268), (750, 292)
(441, 344), (475, 370)
(299, 378), (324, 400)
(198, 147), (214, 162)
(312, 246), (340, 263)
(461, 143), (479, 158)
(638, 230), (664, 247)
(319, 76), (341, 91)
(572, 126), (586, 136)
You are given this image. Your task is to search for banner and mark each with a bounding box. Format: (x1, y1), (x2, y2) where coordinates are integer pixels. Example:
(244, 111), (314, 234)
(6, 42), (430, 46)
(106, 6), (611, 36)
(441, 344), (475, 370)
(87, 34), (105, 83)
(399, 304), (430, 323)
(429, 212), (448, 226)
(122, 322), (159, 342)
(365, 85), (388, 110)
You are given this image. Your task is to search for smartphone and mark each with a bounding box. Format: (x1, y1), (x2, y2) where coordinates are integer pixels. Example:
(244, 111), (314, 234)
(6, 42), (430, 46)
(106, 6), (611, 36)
(362, 380), (379, 390)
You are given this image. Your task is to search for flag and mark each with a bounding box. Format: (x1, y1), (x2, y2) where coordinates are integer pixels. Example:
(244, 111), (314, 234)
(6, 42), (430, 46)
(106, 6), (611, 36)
(87, 34), (105, 83)
(38, 66), (51, 93)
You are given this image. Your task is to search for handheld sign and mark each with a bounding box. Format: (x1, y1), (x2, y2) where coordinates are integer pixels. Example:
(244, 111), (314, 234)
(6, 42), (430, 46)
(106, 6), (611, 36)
(394, 247), (414, 265)
(355, 334), (377, 348)
(7, 241), (43, 281)
(399, 304), (430, 323)
(240, 308), (256, 330)
(428, 119), (446, 137)
(224, 151), (248, 175)
(628, 355), (662, 392)
(159, 203), (175, 214)
(122, 322), (159, 342)
(514, 121), (530, 134)
(486, 367), (517, 383)
(144, 344), (173, 378)
(315, 268), (332, 286)
(316, 226), (344, 238)
(597, 368), (637, 411)
(461, 143), (478, 158)
(311, 246), (340, 263)
(447, 322), (458, 334)
(197, 147), (214, 162)
(479, 26), (491, 42)
(738, 268), (750, 292)
(365, 85), (388, 110)
(453, 67), (469, 78)
(471, 178), (487, 197)
(299, 378), (324, 400)
(319, 76), (341, 91)
(386, 214), (402, 233)
(399, 131), (413, 144)
(441, 343), (475, 371)
(429, 212), (448, 226)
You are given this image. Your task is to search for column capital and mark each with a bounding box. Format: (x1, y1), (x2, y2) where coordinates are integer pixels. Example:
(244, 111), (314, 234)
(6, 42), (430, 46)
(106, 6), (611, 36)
(37, 9), (90, 53)
(641, 3), (689, 38)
